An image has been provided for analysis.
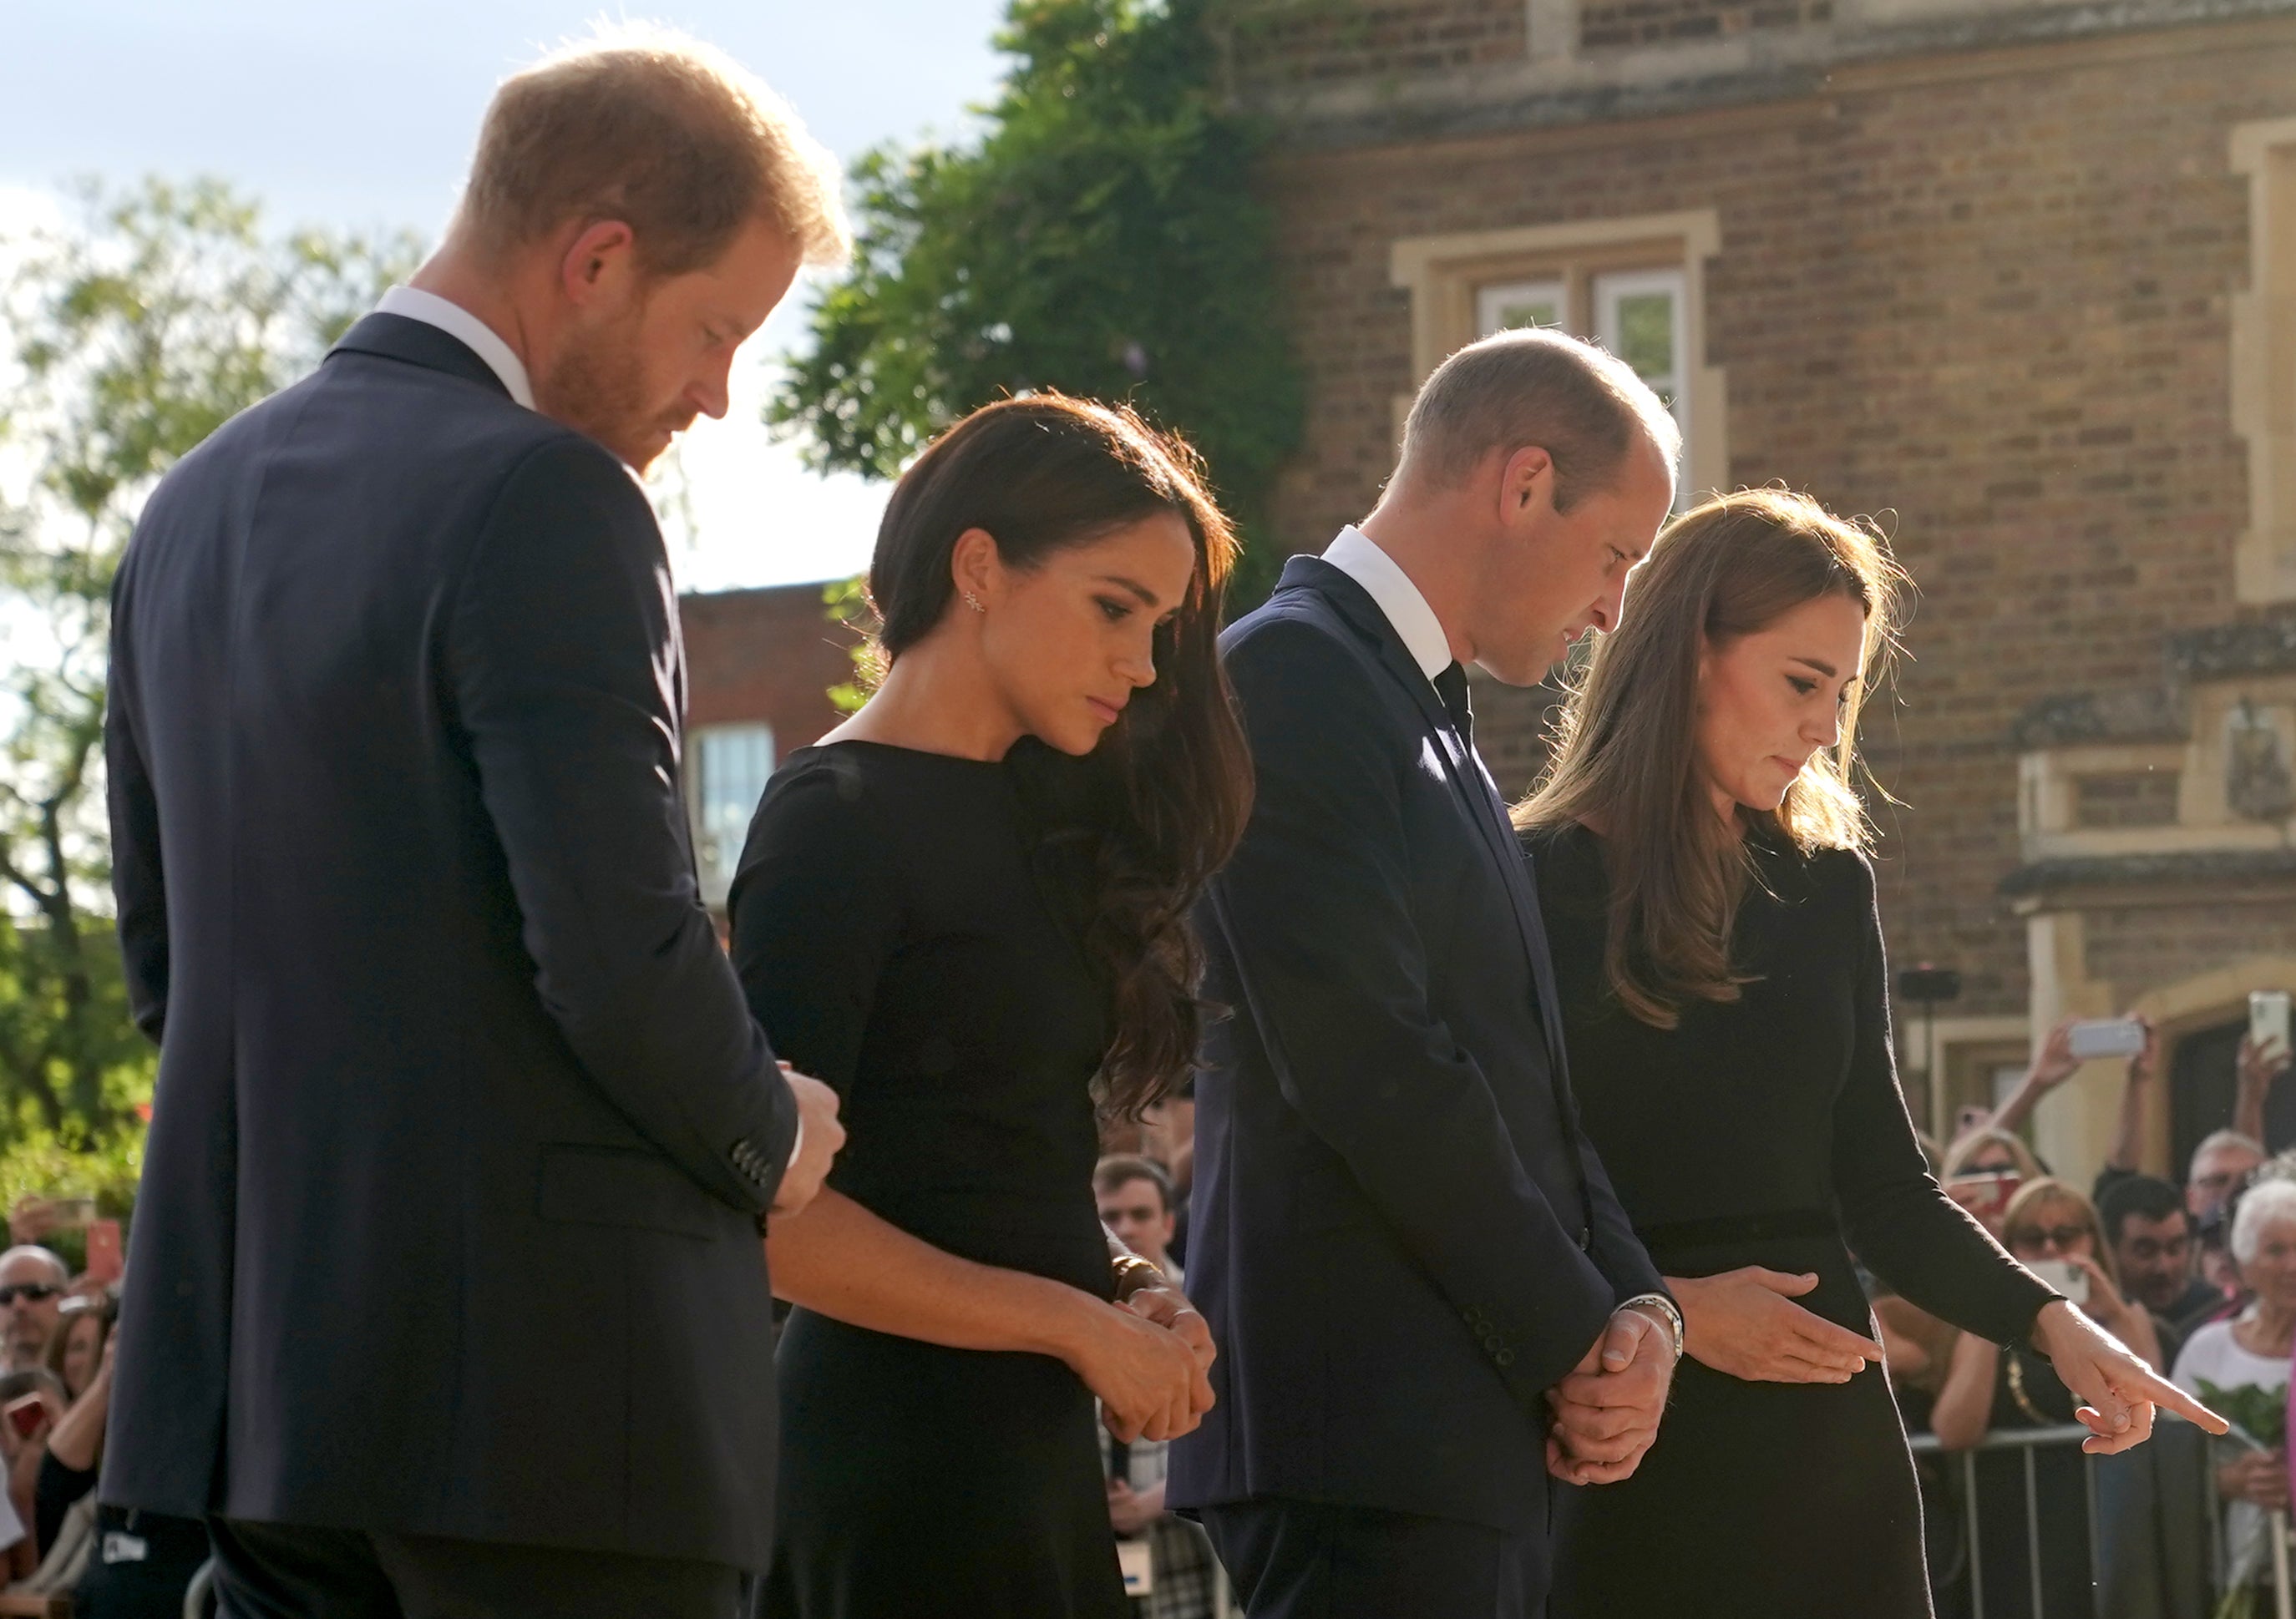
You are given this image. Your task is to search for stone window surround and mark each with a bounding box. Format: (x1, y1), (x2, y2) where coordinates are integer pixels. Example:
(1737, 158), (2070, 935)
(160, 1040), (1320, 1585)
(2016, 677), (2296, 864)
(1387, 209), (1730, 499)
(2232, 115), (2296, 605)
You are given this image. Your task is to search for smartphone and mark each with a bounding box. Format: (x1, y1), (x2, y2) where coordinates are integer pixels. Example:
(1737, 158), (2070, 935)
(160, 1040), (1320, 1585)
(3, 1394), (44, 1440)
(2067, 1018), (2146, 1060)
(82, 1219), (121, 1285)
(45, 1197), (94, 1229)
(2025, 1257), (2091, 1308)
(2252, 991), (2291, 1060)
(1946, 1171), (2022, 1227)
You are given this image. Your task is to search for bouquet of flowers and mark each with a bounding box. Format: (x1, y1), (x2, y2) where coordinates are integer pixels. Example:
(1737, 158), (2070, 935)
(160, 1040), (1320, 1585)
(2197, 1379), (2288, 1619)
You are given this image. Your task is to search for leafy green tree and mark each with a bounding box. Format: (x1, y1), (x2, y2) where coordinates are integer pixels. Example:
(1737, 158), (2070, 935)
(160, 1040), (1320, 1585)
(773, 0), (1304, 602)
(0, 177), (418, 1164)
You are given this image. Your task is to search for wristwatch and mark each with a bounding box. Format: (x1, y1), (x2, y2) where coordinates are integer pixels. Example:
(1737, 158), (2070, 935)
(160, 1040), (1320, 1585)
(1620, 1292), (1686, 1362)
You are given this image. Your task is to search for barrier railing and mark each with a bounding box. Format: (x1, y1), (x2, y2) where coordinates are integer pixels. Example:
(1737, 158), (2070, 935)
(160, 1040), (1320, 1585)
(1908, 1419), (2291, 1619)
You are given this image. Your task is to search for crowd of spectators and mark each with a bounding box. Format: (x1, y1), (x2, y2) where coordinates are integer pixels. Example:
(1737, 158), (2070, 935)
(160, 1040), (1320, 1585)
(1904, 1014), (2296, 1616)
(0, 1207), (208, 1617)
(1097, 1095), (1214, 1619)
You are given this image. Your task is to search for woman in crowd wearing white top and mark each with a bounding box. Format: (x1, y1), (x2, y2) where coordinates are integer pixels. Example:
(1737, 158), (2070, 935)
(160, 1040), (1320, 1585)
(2172, 1176), (2296, 1590)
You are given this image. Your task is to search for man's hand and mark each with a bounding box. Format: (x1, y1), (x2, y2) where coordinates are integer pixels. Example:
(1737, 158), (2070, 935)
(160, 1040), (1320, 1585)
(1544, 1306), (1676, 1485)
(1672, 1268), (1883, 1384)
(768, 1065), (845, 1217)
(2030, 1298), (2228, 1455)
(1121, 1281), (1215, 1420)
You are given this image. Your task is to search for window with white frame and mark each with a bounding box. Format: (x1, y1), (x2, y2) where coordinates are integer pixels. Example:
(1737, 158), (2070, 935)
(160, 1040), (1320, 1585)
(1594, 267), (1689, 450)
(692, 722), (775, 905)
(1475, 279), (1566, 336)
(1476, 262), (1694, 508)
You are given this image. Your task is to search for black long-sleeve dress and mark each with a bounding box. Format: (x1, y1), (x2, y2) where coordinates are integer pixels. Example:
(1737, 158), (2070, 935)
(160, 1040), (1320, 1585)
(1522, 822), (2058, 1619)
(730, 740), (1128, 1619)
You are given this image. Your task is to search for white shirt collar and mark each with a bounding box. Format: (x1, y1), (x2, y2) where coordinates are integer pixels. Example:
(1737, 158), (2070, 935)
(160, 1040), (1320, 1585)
(1320, 525), (1452, 680)
(374, 286), (535, 411)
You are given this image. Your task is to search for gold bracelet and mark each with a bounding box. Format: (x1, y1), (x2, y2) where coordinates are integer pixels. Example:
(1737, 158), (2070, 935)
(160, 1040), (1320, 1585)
(1109, 1254), (1166, 1298)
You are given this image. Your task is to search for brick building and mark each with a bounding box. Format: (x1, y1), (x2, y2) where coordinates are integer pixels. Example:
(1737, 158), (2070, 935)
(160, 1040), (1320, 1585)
(677, 583), (858, 907)
(1210, 0), (2296, 1183)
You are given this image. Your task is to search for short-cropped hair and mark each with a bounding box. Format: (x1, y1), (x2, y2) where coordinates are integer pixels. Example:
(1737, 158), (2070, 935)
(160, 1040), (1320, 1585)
(2097, 1175), (2185, 1247)
(1093, 1154), (1174, 1214)
(459, 22), (849, 276)
(1400, 327), (1681, 511)
(2189, 1128), (2265, 1182)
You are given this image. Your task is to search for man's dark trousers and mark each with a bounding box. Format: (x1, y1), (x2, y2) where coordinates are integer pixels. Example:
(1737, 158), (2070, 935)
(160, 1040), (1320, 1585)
(210, 1520), (743, 1618)
(1201, 1499), (1544, 1619)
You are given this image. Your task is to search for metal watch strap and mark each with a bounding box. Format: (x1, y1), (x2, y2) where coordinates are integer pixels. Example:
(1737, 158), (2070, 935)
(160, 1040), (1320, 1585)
(1621, 1292), (1685, 1361)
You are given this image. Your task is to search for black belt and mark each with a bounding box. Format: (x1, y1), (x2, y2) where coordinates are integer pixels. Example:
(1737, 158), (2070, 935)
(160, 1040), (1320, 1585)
(1635, 1207), (1837, 1253)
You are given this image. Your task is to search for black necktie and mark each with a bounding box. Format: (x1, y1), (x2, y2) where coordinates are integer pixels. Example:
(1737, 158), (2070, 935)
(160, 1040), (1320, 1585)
(1433, 661), (1474, 746)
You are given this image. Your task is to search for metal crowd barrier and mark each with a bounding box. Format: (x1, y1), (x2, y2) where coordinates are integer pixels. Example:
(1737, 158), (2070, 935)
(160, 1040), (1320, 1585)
(1908, 1419), (2292, 1619)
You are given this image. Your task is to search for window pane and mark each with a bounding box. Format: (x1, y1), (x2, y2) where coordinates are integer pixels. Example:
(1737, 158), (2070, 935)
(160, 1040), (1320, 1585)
(696, 723), (775, 892)
(1594, 266), (1692, 508)
(1612, 291), (1678, 398)
(1477, 279), (1566, 337)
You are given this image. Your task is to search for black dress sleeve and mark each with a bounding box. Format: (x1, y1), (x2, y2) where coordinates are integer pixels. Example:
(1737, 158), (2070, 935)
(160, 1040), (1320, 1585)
(1828, 850), (2058, 1346)
(33, 1448), (94, 1559)
(726, 753), (904, 1096)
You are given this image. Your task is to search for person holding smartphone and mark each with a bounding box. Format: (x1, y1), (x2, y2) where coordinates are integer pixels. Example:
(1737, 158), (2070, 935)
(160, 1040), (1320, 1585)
(1930, 1178), (2154, 1616)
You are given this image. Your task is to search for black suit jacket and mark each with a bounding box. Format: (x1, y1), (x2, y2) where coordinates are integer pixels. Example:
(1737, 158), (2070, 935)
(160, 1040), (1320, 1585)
(1167, 556), (1663, 1537)
(100, 314), (798, 1569)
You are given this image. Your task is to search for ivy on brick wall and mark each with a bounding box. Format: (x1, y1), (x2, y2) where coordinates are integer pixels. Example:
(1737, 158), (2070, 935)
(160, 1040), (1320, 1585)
(771, 0), (1304, 605)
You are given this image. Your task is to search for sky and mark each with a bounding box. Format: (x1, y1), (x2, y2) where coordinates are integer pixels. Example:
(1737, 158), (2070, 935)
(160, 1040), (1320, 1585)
(0, 1), (1014, 592)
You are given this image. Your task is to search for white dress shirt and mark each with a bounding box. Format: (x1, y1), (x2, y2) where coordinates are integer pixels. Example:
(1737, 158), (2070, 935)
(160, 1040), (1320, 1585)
(1320, 525), (1452, 681)
(375, 286), (536, 410)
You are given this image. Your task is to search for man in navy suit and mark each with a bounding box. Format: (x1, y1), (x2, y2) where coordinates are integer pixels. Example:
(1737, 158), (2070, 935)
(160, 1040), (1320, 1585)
(1169, 330), (1685, 1616)
(103, 28), (851, 1616)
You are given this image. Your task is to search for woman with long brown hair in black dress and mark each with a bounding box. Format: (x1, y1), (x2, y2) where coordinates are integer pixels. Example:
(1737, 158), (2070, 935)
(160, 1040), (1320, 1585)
(731, 394), (1253, 1618)
(1514, 488), (2223, 1618)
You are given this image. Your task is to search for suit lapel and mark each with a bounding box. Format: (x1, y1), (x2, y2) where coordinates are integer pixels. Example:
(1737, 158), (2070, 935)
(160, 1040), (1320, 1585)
(1285, 559), (1570, 1076)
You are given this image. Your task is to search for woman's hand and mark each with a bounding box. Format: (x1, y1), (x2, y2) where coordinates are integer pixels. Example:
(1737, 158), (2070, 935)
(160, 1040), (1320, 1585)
(1119, 1280), (1216, 1423)
(1066, 1301), (1203, 1444)
(1671, 1269), (1885, 1384)
(2030, 1298), (2229, 1454)
(2218, 1449), (2292, 1510)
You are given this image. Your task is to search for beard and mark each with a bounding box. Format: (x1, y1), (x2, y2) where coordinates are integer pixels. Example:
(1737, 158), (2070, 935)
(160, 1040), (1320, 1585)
(536, 308), (691, 472)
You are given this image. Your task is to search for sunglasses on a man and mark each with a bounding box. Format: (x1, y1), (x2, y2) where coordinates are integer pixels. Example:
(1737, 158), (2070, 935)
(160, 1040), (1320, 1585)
(0, 1284), (61, 1308)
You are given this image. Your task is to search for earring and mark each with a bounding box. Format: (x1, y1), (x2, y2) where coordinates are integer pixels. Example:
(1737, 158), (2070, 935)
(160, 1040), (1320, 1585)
(963, 591), (986, 615)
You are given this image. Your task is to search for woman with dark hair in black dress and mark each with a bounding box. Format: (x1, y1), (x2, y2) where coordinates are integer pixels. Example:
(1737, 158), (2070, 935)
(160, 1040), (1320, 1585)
(731, 394), (1254, 1619)
(1514, 488), (2222, 1618)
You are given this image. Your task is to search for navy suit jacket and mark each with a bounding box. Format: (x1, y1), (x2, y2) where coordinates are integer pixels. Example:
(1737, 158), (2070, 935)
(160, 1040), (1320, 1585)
(101, 313), (798, 1569)
(1168, 556), (1663, 1538)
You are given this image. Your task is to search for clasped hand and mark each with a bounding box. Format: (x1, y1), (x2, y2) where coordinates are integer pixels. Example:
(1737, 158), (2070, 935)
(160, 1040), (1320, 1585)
(1085, 1281), (1217, 1445)
(1545, 1305), (1676, 1486)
